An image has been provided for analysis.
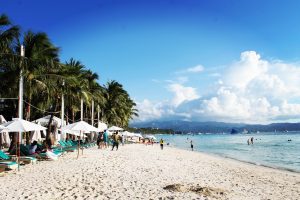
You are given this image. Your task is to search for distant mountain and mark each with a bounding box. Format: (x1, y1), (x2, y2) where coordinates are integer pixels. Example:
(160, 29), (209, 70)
(130, 120), (300, 133)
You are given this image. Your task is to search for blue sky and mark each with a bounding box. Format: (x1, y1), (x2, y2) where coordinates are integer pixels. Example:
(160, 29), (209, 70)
(2, 0), (300, 123)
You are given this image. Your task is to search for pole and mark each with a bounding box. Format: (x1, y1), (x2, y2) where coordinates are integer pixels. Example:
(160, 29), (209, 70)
(17, 45), (25, 171)
(61, 80), (65, 141)
(97, 105), (100, 128)
(91, 100), (94, 141)
(80, 98), (83, 121)
(91, 100), (94, 126)
(18, 45), (24, 119)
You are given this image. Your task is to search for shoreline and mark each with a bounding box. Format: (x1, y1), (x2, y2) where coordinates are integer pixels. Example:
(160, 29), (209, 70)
(168, 145), (300, 175)
(0, 143), (299, 200)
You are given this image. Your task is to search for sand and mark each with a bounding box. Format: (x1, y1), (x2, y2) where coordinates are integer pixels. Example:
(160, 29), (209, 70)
(0, 144), (299, 200)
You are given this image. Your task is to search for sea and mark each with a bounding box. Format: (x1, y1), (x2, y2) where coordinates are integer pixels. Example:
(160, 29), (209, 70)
(158, 132), (300, 173)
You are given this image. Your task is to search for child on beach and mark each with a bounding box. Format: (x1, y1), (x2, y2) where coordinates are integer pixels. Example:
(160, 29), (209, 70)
(190, 140), (194, 151)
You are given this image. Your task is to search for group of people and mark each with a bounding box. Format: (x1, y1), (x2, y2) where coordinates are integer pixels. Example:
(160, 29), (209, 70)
(28, 140), (59, 160)
(96, 130), (109, 149)
(96, 130), (126, 151)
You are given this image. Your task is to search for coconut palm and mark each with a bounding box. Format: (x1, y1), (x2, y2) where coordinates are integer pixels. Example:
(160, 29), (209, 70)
(103, 81), (138, 127)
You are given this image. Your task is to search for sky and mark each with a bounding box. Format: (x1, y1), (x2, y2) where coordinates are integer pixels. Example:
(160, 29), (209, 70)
(2, 0), (300, 123)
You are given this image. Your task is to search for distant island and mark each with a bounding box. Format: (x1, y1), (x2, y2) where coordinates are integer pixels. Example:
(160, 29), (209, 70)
(130, 120), (300, 134)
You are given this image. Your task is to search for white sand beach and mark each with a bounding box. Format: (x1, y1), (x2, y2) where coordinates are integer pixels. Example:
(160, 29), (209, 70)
(0, 144), (299, 200)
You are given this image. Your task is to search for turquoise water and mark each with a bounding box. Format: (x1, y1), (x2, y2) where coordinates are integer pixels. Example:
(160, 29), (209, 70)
(159, 132), (300, 172)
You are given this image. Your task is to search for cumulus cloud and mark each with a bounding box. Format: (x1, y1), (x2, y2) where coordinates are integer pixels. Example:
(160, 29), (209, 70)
(134, 51), (300, 123)
(167, 83), (199, 107)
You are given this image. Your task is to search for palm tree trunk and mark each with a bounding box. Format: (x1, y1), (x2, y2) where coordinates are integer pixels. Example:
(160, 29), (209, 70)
(72, 109), (75, 123)
(46, 99), (59, 147)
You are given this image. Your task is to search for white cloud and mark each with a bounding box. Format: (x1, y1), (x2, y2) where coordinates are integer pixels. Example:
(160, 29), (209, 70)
(133, 99), (165, 122)
(186, 65), (204, 73)
(134, 51), (300, 123)
(176, 64), (205, 74)
(167, 83), (199, 107)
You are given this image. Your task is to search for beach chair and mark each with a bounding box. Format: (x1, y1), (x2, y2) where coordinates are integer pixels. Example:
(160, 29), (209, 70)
(0, 150), (37, 164)
(0, 161), (18, 170)
(58, 141), (76, 151)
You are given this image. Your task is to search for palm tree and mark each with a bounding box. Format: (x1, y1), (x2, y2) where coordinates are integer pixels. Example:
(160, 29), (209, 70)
(103, 81), (138, 127)
(17, 31), (60, 121)
(0, 14), (19, 54)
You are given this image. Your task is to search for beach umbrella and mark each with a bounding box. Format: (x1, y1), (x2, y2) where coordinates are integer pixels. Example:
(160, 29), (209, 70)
(2, 118), (47, 170)
(33, 115), (67, 127)
(0, 115), (7, 124)
(108, 126), (123, 132)
(97, 121), (108, 132)
(144, 135), (157, 140)
(0, 125), (10, 149)
(60, 121), (98, 158)
(133, 133), (143, 138)
(3, 118), (47, 132)
(33, 115), (67, 142)
(60, 121), (98, 133)
(122, 131), (135, 137)
(0, 125), (7, 132)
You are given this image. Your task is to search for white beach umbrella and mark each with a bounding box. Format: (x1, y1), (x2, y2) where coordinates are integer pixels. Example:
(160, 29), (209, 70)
(0, 125), (8, 132)
(2, 118), (47, 170)
(0, 125), (10, 146)
(144, 135), (157, 140)
(133, 133), (143, 138)
(33, 115), (67, 127)
(0, 115), (7, 124)
(3, 118), (47, 132)
(30, 121), (43, 142)
(97, 121), (108, 132)
(60, 121), (98, 158)
(108, 126), (123, 132)
(60, 121), (98, 133)
(122, 131), (135, 137)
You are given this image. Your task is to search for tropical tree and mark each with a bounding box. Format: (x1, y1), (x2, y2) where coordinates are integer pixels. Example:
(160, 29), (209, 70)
(102, 81), (138, 127)
(0, 13), (138, 147)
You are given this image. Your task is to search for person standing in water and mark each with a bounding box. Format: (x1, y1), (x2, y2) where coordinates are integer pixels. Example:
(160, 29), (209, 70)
(250, 137), (254, 144)
(160, 139), (164, 150)
(190, 140), (194, 151)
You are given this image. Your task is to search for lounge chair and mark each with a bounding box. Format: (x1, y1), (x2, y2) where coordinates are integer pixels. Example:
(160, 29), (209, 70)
(0, 150), (37, 164)
(58, 141), (77, 151)
(0, 161), (18, 170)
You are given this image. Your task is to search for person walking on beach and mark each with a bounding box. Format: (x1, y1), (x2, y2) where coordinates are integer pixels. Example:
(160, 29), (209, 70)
(190, 140), (194, 151)
(160, 139), (164, 150)
(97, 132), (103, 149)
(111, 131), (120, 151)
(103, 130), (109, 148)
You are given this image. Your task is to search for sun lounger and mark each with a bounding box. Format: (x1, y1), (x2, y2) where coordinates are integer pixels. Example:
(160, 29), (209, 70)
(0, 161), (18, 170)
(0, 150), (37, 164)
(58, 141), (77, 151)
